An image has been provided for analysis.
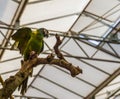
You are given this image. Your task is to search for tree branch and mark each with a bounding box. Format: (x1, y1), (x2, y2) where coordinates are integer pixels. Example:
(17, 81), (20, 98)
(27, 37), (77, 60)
(0, 34), (82, 99)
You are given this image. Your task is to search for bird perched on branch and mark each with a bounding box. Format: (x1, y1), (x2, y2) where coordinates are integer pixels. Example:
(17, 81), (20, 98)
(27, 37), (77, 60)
(11, 27), (49, 95)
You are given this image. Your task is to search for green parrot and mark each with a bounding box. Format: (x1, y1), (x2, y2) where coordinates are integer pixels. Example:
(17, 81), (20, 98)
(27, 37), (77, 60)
(11, 27), (49, 95)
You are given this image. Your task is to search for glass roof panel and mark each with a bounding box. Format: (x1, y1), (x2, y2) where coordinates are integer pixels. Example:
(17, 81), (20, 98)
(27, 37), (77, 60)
(102, 43), (120, 57)
(75, 39), (98, 57)
(0, 0), (18, 24)
(82, 60), (120, 74)
(93, 50), (120, 61)
(40, 65), (95, 97)
(96, 75), (120, 99)
(72, 14), (95, 34)
(0, 29), (8, 45)
(109, 44), (120, 56)
(32, 77), (83, 99)
(21, 0), (90, 25)
(25, 87), (52, 98)
(61, 38), (87, 57)
(66, 58), (109, 86)
(72, 1), (120, 37)
(1, 50), (21, 61)
(72, 0), (120, 46)
(80, 20), (113, 37)
(0, 59), (21, 73)
(72, 17), (114, 41)
(86, 0), (120, 20)
(24, 15), (78, 32)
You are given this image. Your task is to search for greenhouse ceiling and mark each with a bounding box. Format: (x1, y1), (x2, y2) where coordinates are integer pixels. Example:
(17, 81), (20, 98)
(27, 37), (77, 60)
(0, 0), (120, 99)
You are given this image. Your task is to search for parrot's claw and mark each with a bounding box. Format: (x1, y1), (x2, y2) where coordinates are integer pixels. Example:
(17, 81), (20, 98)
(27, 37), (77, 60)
(29, 51), (38, 60)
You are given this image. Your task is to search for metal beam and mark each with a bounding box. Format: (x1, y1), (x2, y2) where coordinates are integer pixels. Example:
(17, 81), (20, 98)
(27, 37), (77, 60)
(106, 87), (120, 99)
(0, 0), (28, 60)
(83, 11), (112, 22)
(1, 51), (120, 64)
(28, 65), (46, 88)
(85, 68), (120, 99)
(50, 33), (120, 44)
(83, 12), (114, 29)
(31, 85), (57, 99)
(61, 50), (111, 75)
(68, 0), (92, 31)
(76, 3), (120, 35)
(77, 39), (120, 58)
(39, 75), (84, 98)
(53, 65), (96, 88)
(28, 0), (52, 4)
(21, 12), (80, 26)
(14, 95), (53, 99)
(0, 21), (10, 26)
(12, 0), (20, 3)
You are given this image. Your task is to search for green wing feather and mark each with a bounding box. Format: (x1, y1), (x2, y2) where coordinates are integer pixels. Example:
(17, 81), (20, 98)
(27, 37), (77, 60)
(12, 27), (32, 54)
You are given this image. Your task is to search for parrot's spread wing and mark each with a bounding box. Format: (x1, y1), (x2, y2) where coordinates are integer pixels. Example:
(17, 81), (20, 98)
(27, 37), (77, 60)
(12, 27), (32, 54)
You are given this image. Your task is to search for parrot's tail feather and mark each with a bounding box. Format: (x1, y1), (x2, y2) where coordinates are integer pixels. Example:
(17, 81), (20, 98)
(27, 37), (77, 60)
(21, 77), (28, 95)
(18, 68), (33, 95)
(18, 77), (28, 95)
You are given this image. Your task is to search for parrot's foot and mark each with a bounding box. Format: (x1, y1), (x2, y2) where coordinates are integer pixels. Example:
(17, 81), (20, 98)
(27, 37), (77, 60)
(29, 51), (38, 60)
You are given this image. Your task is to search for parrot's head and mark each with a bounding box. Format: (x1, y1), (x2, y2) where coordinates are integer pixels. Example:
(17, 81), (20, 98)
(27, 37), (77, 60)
(37, 28), (49, 38)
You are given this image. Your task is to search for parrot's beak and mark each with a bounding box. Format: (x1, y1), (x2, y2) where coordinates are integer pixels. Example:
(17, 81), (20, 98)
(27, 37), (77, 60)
(44, 29), (49, 38)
